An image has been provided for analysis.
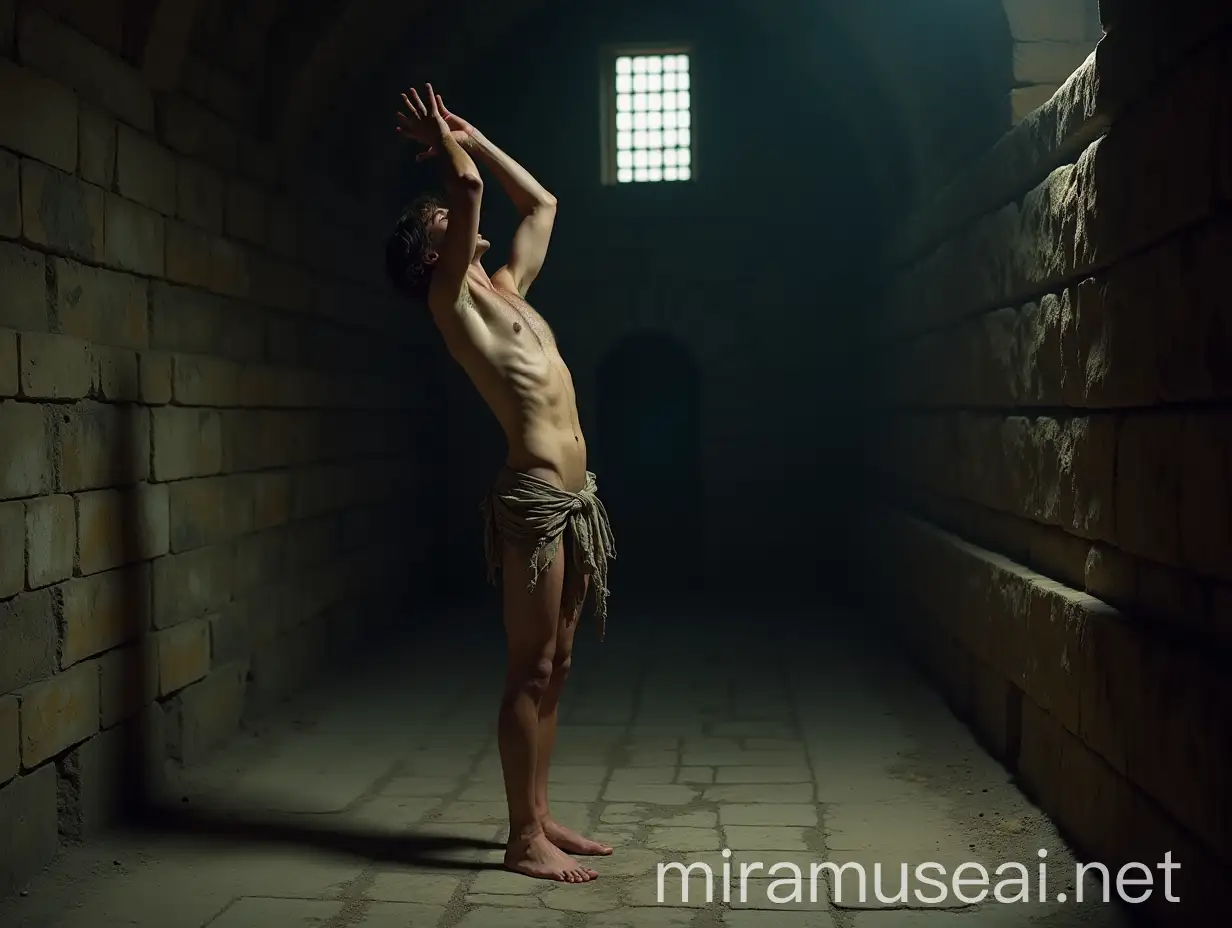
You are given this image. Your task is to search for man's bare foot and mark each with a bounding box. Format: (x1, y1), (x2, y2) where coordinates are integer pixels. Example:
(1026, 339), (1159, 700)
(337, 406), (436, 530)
(504, 832), (598, 882)
(543, 817), (614, 856)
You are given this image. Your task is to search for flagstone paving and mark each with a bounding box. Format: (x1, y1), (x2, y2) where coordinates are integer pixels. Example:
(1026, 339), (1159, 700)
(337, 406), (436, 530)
(0, 606), (1132, 928)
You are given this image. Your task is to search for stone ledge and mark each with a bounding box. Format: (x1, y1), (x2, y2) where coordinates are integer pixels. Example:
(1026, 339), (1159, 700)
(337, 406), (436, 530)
(868, 503), (1232, 865)
(887, 11), (1232, 272)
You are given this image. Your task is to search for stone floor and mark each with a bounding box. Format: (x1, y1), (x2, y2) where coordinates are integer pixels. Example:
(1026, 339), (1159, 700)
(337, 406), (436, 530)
(0, 601), (1133, 928)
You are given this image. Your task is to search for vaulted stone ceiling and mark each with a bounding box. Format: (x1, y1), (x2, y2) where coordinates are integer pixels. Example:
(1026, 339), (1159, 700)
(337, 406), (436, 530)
(160, 0), (1014, 203)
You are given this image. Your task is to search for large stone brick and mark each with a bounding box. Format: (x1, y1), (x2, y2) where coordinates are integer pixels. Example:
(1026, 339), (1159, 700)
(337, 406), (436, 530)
(0, 400), (51, 499)
(0, 148), (17, 239)
(151, 543), (234, 629)
(1063, 268), (1157, 408)
(0, 327), (15, 397)
(0, 500), (22, 598)
(104, 192), (164, 277)
(97, 643), (157, 728)
(56, 400), (150, 491)
(225, 179), (266, 246)
(18, 662), (99, 767)
(1003, 0), (1091, 41)
(76, 483), (170, 575)
(18, 330), (93, 399)
(164, 660), (246, 764)
(150, 282), (264, 360)
(169, 475), (254, 553)
(61, 564), (149, 667)
(0, 57), (77, 172)
(114, 124), (176, 215)
(164, 219), (212, 288)
(208, 235), (249, 299)
(0, 241), (49, 331)
(138, 351), (172, 405)
(155, 94), (237, 171)
(54, 258), (149, 349)
(1157, 219), (1232, 402)
(77, 103), (116, 188)
(24, 493), (73, 588)
(0, 694), (17, 784)
(175, 157), (224, 232)
(16, 6), (154, 131)
(251, 471), (292, 531)
(1178, 412), (1232, 582)
(20, 159), (104, 261)
(155, 618), (210, 696)
(0, 764), (58, 897)
(172, 354), (239, 406)
(0, 589), (56, 694)
(93, 344), (138, 402)
(151, 406), (222, 480)
(1114, 414), (1182, 564)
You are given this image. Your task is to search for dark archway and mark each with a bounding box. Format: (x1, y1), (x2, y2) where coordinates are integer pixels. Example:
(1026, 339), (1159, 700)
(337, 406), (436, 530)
(595, 332), (703, 596)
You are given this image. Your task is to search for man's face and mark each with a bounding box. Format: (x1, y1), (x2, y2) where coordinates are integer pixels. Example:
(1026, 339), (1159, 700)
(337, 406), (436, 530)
(424, 206), (488, 262)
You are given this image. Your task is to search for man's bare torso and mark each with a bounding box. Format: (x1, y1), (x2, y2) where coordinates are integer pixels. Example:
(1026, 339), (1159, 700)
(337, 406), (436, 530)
(442, 269), (587, 492)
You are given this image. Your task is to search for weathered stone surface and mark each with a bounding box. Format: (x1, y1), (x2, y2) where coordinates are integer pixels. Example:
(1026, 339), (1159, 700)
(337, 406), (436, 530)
(56, 400), (150, 491)
(878, 506), (1232, 864)
(114, 124), (176, 215)
(164, 660), (247, 764)
(151, 406), (223, 480)
(169, 475), (254, 552)
(0, 500), (23, 598)
(1114, 414), (1182, 564)
(104, 192), (164, 277)
(24, 493), (73, 588)
(0, 149), (18, 239)
(18, 331), (93, 399)
(155, 618), (210, 696)
(54, 258), (149, 349)
(151, 543), (234, 628)
(1177, 412), (1232, 582)
(0, 695), (17, 785)
(76, 483), (170, 575)
(0, 764), (58, 897)
(0, 57), (77, 172)
(77, 103), (116, 188)
(61, 564), (149, 668)
(0, 242), (49, 332)
(20, 159), (104, 261)
(16, 6), (153, 131)
(18, 662), (100, 768)
(0, 400), (50, 499)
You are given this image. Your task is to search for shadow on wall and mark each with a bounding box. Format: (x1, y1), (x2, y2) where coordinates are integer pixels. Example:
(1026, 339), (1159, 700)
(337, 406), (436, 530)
(595, 331), (702, 593)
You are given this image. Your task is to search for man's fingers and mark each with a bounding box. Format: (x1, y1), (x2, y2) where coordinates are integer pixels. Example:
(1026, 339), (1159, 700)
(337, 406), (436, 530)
(436, 93), (450, 116)
(425, 83), (439, 114)
(415, 148), (437, 162)
(407, 88), (427, 115)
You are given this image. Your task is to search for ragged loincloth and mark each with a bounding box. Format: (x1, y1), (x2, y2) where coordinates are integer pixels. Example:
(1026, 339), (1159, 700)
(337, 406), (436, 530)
(481, 467), (616, 639)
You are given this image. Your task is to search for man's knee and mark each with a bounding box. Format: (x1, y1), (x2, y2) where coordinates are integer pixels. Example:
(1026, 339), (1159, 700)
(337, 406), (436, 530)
(505, 656), (556, 701)
(550, 651), (572, 684)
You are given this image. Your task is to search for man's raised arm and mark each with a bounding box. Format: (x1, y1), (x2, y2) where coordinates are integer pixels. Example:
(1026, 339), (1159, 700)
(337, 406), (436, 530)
(436, 97), (557, 298)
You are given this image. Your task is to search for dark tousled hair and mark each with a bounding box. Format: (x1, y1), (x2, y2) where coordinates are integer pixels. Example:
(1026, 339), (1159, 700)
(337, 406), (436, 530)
(385, 194), (442, 299)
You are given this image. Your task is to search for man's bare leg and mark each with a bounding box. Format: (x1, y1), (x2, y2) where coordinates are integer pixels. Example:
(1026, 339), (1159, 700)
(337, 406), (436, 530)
(499, 541), (597, 882)
(536, 574), (613, 856)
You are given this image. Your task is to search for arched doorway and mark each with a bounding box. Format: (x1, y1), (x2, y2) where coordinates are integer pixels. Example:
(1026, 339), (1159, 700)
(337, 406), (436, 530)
(595, 332), (703, 597)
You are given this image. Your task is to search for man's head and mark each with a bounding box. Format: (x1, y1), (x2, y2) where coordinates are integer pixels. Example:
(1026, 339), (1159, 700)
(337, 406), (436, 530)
(385, 194), (489, 299)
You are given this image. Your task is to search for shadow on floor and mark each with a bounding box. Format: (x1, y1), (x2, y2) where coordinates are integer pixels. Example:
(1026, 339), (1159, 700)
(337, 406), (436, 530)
(134, 802), (506, 872)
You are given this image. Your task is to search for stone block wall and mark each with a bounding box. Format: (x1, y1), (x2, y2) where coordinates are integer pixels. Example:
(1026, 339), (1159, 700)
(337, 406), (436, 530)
(1, 2), (426, 895)
(866, 2), (1232, 923)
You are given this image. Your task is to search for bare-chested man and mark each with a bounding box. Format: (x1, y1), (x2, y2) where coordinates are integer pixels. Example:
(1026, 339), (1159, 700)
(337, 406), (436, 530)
(385, 85), (616, 883)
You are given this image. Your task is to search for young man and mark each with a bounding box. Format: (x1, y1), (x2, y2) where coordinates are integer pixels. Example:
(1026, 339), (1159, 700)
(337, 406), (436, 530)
(385, 85), (616, 883)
